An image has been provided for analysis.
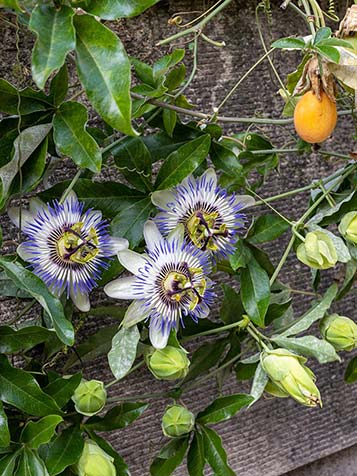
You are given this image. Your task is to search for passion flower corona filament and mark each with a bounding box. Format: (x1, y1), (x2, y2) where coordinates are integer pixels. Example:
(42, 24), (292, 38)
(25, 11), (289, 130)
(104, 221), (215, 349)
(151, 168), (255, 258)
(9, 192), (128, 312)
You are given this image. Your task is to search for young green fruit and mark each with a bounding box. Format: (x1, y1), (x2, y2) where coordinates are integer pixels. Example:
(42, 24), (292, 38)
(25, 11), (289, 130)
(296, 230), (337, 269)
(161, 404), (195, 438)
(74, 440), (116, 476)
(320, 314), (357, 351)
(72, 379), (107, 416)
(339, 211), (357, 244)
(147, 345), (190, 380)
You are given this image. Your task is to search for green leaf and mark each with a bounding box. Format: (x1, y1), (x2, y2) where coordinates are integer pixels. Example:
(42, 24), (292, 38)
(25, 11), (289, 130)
(16, 448), (49, 476)
(162, 109), (177, 137)
(187, 431), (205, 476)
(0, 79), (49, 115)
(315, 45), (340, 63)
(280, 283), (338, 336)
(0, 402), (10, 448)
(219, 284), (244, 324)
(85, 402), (148, 431)
(0, 326), (55, 354)
(0, 355), (61, 417)
(240, 258), (270, 327)
(29, 5), (75, 89)
(197, 394), (253, 425)
(271, 336), (339, 364)
(0, 0), (23, 12)
(111, 196), (155, 247)
(345, 356), (357, 384)
(247, 214), (290, 244)
(155, 135), (211, 190)
(235, 362), (258, 381)
(49, 64), (68, 106)
(86, 431), (129, 476)
(112, 137), (152, 192)
(108, 326), (140, 380)
(64, 325), (118, 371)
(0, 258), (74, 346)
(272, 37), (306, 49)
(201, 426), (235, 476)
(210, 141), (243, 178)
(74, 14), (136, 136)
(21, 415), (63, 449)
(39, 179), (145, 219)
(0, 124), (52, 209)
(165, 64), (186, 90)
(53, 101), (102, 172)
(318, 38), (353, 48)
(182, 339), (227, 383)
(43, 373), (82, 408)
(45, 426), (84, 476)
(249, 362), (268, 405)
(153, 49), (185, 79)
(313, 27), (331, 44)
(80, 0), (160, 19)
(229, 239), (251, 271)
(150, 437), (189, 476)
(0, 452), (20, 476)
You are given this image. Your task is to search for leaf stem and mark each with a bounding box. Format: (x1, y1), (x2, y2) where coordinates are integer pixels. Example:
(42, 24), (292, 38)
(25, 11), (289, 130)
(269, 234), (296, 286)
(182, 320), (245, 341)
(59, 169), (82, 204)
(157, 0), (234, 46)
(105, 359), (145, 389)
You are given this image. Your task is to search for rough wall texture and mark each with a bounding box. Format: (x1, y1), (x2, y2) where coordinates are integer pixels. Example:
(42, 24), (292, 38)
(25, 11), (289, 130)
(0, 1), (357, 475)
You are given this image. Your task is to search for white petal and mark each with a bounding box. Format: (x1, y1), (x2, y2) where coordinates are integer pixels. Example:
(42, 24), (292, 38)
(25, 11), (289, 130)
(122, 300), (150, 327)
(8, 207), (34, 229)
(201, 167), (217, 188)
(107, 237), (129, 255)
(167, 224), (185, 246)
(143, 220), (164, 252)
(118, 249), (148, 276)
(29, 197), (45, 215)
(70, 288), (90, 312)
(234, 195), (255, 210)
(16, 243), (32, 262)
(151, 189), (176, 210)
(197, 302), (210, 319)
(104, 276), (137, 300)
(149, 322), (170, 349)
(85, 210), (102, 222)
(62, 190), (78, 204)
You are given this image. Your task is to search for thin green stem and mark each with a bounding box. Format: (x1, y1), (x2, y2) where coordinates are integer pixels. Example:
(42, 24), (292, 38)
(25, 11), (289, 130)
(247, 188), (294, 226)
(217, 48), (275, 111)
(157, 0), (233, 46)
(105, 359), (145, 389)
(59, 170), (82, 205)
(246, 325), (269, 350)
(269, 234), (296, 286)
(174, 34), (199, 98)
(200, 32), (226, 47)
(182, 320), (245, 341)
(107, 391), (168, 403)
(102, 136), (127, 155)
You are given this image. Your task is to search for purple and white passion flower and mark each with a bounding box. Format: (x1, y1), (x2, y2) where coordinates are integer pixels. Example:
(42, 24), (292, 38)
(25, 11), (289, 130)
(151, 168), (255, 258)
(8, 192), (128, 312)
(104, 221), (215, 349)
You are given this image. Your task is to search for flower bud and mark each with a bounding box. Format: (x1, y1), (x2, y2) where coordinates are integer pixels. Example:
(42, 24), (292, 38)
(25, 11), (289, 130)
(161, 404), (195, 438)
(320, 314), (357, 351)
(147, 346), (190, 380)
(260, 348), (321, 407)
(74, 440), (116, 476)
(72, 379), (107, 416)
(296, 231), (337, 269)
(339, 211), (357, 244)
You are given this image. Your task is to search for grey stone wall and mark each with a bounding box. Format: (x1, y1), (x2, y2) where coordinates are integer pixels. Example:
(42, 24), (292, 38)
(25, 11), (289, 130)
(0, 1), (357, 475)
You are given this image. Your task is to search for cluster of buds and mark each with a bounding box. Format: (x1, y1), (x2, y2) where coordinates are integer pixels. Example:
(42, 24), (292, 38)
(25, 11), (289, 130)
(297, 230), (337, 270)
(72, 379), (107, 416)
(339, 212), (357, 244)
(161, 404), (195, 438)
(320, 314), (357, 352)
(146, 345), (190, 380)
(261, 349), (321, 408)
(74, 440), (116, 476)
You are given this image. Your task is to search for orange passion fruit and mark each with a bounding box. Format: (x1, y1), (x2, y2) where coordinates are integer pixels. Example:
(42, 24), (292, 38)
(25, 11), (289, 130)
(294, 90), (337, 144)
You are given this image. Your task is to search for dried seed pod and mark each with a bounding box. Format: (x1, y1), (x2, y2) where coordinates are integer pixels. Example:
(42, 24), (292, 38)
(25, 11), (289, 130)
(336, 5), (357, 38)
(294, 56), (336, 103)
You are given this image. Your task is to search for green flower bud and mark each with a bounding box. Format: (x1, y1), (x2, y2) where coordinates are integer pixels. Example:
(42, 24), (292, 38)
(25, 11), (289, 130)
(320, 314), (357, 351)
(339, 211), (357, 244)
(265, 380), (289, 399)
(72, 379), (107, 416)
(296, 231), (337, 270)
(260, 348), (322, 408)
(147, 346), (190, 380)
(161, 404), (195, 438)
(74, 440), (116, 476)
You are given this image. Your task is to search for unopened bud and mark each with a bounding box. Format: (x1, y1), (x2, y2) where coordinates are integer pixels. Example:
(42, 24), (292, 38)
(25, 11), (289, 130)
(339, 211), (357, 244)
(147, 346), (190, 380)
(260, 348), (321, 407)
(74, 440), (116, 476)
(297, 230), (337, 269)
(320, 314), (357, 351)
(72, 379), (107, 416)
(161, 404), (195, 438)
